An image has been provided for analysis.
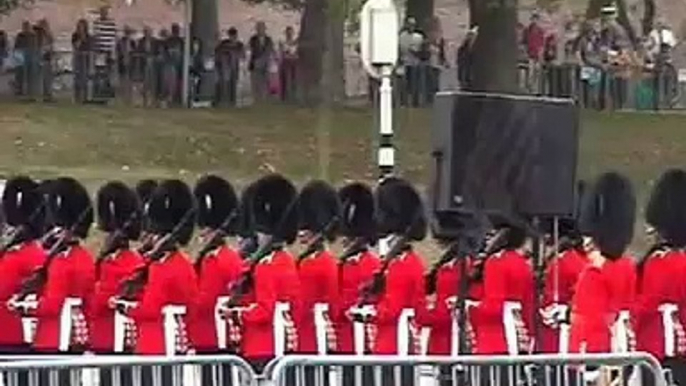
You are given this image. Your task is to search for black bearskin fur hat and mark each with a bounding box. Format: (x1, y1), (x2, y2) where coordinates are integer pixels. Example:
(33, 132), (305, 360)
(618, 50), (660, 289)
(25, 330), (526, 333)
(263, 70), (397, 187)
(579, 172), (636, 260)
(375, 177), (427, 241)
(47, 177), (93, 239)
(2, 176), (46, 240)
(646, 169), (686, 248)
(147, 179), (196, 246)
(97, 181), (142, 240)
(338, 182), (376, 243)
(194, 175), (239, 233)
(297, 180), (341, 241)
(135, 179), (158, 205)
(251, 174), (298, 244)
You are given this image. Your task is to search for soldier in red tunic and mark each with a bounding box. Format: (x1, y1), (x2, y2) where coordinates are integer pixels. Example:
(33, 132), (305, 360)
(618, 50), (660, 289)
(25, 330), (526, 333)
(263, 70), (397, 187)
(190, 175), (244, 386)
(351, 177), (427, 386)
(336, 182), (379, 386)
(570, 172), (636, 382)
(0, 176), (47, 356)
(295, 180), (340, 386)
(89, 181), (144, 386)
(634, 169), (686, 386)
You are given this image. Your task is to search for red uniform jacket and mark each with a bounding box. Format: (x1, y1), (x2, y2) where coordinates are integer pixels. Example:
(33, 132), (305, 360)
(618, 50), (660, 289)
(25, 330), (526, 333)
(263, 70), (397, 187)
(372, 250), (426, 355)
(241, 257), (278, 359)
(540, 248), (588, 353)
(605, 256), (637, 315)
(130, 251), (198, 355)
(335, 251), (380, 353)
(33, 245), (96, 351)
(416, 260), (463, 355)
(296, 250), (338, 353)
(570, 264), (613, 353)
(188, 245), (244, 352)
(472, 250), (534, 355)
(88, 249), (144, 352)
(0, 242), (46, 347)
(633, 250), (686, 360)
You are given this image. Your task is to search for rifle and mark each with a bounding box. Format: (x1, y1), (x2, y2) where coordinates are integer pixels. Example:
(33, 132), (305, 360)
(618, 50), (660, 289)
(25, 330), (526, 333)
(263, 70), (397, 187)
(118, 207), (196, 301)
(0, 199), (47, 254)
(194, 209), (238, 272)
(296, 215), (339, 264)
(13, 207), (93, 304)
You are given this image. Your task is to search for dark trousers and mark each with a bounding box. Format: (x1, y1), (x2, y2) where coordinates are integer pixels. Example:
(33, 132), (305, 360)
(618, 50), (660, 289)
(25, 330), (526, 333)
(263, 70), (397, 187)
(0, 345), (32, 386)
(35, 350), (85, 386)
(642, 358), (686, 386)
(381, 366), (414, 386)
(342, 366), (375, 386)
(196, 350), (236, 386)
(140, 365), (174, 386)
(94, 352), (133, 386)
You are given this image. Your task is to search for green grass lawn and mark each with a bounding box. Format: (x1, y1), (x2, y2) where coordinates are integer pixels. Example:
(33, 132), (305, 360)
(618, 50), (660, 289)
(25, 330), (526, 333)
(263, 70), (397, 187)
(2, 101), (686, 251)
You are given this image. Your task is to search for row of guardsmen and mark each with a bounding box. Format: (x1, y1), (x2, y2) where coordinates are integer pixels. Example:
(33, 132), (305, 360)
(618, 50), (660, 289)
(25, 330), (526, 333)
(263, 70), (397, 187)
(0, 170), (685, 386)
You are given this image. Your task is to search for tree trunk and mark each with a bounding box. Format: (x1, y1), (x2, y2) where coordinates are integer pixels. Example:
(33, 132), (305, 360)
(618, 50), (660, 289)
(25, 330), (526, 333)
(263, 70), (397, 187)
(470, 0), (519, 93)
(641, 0), (656, 35)
(191, 0), (218, 99)
(297, 0), (327, 105)
(615, 0), (639, 48)
(406, 0), (435, 34)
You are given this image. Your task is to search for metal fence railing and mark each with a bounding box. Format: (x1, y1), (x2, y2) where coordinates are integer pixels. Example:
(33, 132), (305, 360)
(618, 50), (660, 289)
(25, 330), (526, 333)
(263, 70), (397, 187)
(264, 353), (668, 386)
(0, 354), (257, 386)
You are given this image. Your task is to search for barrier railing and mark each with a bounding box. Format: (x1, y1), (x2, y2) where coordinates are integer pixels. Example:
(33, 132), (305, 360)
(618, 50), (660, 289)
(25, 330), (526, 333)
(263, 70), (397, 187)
(264, 353), (668, 386)
(0, 354), (258, 386)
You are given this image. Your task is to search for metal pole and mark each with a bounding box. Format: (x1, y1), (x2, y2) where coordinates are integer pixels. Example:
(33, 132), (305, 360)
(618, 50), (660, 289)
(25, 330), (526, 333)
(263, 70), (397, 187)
(182, 0), (192, 108)
(378, 65), (394, 256)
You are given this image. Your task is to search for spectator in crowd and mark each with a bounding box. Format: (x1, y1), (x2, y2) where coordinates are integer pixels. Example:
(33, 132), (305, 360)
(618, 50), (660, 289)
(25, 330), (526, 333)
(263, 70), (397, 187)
(13, 21), (36, 98)
(136, 26), (157, 106)
(117, 26), (137, 103)
(648, 19), (677, 108)
(215, 27), (245, 106)
(157, 28), (175, 107)
(249, 21), (274, 103)
(523, 12), (546, 93)
(421, 17), (446, 104)
(398, 17), (424, 106)
(34, 19), (54, 102)
(167, 23), (185, 104)
(72, 19), (91, 103)
(278, 26), (298, 102)
(457, 27), (476, 90)
(0, 31), (8, 65)
(648, 19), (677, 61)
(93, 6), (117, 98)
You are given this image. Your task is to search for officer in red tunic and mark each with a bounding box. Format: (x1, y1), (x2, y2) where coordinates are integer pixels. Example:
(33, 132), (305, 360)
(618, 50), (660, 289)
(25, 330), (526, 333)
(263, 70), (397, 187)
(351, 177), (427, 386)
(227, 174), (298, 373)
(633, 169), (686, 386)
(0, 176), (47, 355)
(570, 172), (636, 382)
(295, 180), (340, 386)
(336, 182), (379, 386)
(190, 175), (244, 386)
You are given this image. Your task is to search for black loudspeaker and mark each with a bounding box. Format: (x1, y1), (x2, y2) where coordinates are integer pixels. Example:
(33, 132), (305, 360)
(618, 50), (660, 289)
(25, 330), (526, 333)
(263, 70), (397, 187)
(431, 91), (579, 218)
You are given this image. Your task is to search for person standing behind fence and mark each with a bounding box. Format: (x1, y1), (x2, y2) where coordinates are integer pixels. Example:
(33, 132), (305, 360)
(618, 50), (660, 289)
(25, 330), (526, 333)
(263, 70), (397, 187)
(278, 26), (298, 102)
(457, 27), (476, 90)
(248, 22), (274, 103)
(398, 18), (424, 107)
(13, 21), (36, 99)
(92, 6), (118, 96)
(135, 27), (157, 107)
(34, 19), (54, 102)
(72, 19), (92, 103)
(523, 12), (546, 93)
(420, 18), (446, 105)
(215, 28), (245, 107)
(117, 26), (137, 104)
(167, 24), (184, 105)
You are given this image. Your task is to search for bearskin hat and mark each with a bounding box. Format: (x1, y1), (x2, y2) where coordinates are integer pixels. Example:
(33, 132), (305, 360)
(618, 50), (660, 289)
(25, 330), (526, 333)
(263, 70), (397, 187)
(194, 175), (239, 233)
(339, 182), (376, 242)
(579, 172), (636, 259)
(135, 179), (158, 204)
(375, 177), (427, 241)
(645, 169), (686, 247)
(251, 174), (298, 244)
(96, 181), (142, 240)
(47, 177), (93, 239)
(147, 179), (196, 246)
(297, 180), (341, 241)
(2, 176), (46, 239)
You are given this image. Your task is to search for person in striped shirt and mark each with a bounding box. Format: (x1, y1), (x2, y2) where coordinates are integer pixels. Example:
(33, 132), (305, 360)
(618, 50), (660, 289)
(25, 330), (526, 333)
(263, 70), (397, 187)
(92, 6), (117, 99)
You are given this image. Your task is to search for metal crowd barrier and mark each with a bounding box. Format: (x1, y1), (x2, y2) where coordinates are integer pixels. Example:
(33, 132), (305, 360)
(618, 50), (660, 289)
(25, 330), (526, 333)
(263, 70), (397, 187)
(264, 353), (668, 386)
(0, 354), (257, 386)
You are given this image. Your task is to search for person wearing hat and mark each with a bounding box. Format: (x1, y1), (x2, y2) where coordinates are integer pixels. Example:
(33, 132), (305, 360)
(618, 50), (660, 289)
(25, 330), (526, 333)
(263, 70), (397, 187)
(633, 169), (686, 386)
(10, 177), (96, 357)
(350, 177), (427, 386)
(117, 179), (198, 357)
(227, 174), (298, 372)
(0, 176), (47, 355)
(569, 172), (636, 356)
(88, 181), (144, 386)
(539, 181), (590, 354)
(189, 175), (244, 384)
(468, 216), (534, 379)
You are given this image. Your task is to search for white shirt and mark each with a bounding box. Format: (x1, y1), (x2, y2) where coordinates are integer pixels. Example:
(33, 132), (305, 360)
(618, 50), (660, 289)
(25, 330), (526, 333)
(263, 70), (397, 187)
(649, 28), (676, 55)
